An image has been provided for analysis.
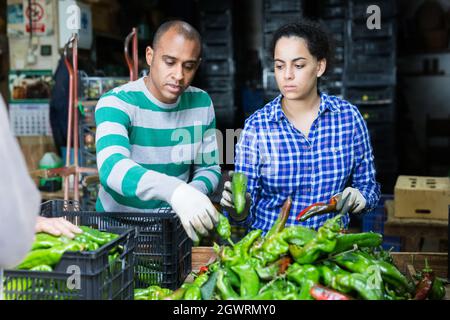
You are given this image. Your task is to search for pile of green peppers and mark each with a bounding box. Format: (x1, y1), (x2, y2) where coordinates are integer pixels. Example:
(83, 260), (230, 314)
(4, 226), (121, 300)
(15, 226), (120, 271)
(135, 196), (447, 301)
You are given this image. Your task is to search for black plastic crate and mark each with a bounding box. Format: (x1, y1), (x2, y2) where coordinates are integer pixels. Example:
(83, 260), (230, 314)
(345, 70), (396, 87)
(200, 10), (232, 29)
(350, 38), (396, 56)
(38, 200), (192, 291)
(348, 55), (395, 74)
(350, 0), (397, 21)
(209, 90), (234, 107)
(322, 6), (346, 18)
(4, 202), (136, 300)
(203, 76), (235, 92)
(203, 43), (233, 60)
(322, 18), (346, 34)
(322, 0), (345, 6)
(367, 123), (396, 144)
(351, 20), (395, 39)
(263, 13), (302, 34)
(359, 104), (396, 123)
(199, 0), (232, 13)
(264, 0), (302, 13)
(202, 59), (234, 77)
(203, 28), (233, 45)
(346, 86), (395, 105)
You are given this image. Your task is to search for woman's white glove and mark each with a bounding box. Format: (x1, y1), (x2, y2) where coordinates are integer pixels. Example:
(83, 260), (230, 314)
(337, 187), (367, 214)
(169, 183), (219, 242)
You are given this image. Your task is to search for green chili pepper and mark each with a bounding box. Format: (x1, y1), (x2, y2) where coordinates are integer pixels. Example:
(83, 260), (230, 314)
(32, 233), (69, 250)
(333, 232), (383, 254)
(216, 269), (239, 300)
(30, 264), (53, 272)
(184, 285), (202, 300)
(217, 214), (232, 241)
(287, 263), (320, 300)
(250, 197), (292, 259)
(79, 226), (116, 245)
(231, 263), (260, 297)
(17, 242), (84, 270)
(164, 287), (187, 300)
(332, 250), (413, 294)
(289, 215), (341, 264)
(282, 226), (317, 246)
(429, 277), (446, 300)
(231, 172), (248, 215)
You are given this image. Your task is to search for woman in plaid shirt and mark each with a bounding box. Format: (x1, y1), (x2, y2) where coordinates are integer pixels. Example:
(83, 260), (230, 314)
(221, 21), (381, 233)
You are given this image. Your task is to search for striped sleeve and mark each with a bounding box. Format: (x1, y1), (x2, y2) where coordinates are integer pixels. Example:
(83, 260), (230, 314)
(95, 95), (184, 204)
(189, 100), (221, 195)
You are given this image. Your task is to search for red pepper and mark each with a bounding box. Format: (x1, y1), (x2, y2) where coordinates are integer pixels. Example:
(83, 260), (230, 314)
(310, 284), (352, 300)
(414, 259), (435, 300)
(278, 256), (293, 274)
(199, 266), (209, 275)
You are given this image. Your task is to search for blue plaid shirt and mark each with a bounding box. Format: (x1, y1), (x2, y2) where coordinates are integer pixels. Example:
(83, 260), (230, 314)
(235, 93), (380, 233)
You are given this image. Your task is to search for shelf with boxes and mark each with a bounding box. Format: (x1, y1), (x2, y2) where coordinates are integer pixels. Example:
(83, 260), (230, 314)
(199, 1), (236, 128)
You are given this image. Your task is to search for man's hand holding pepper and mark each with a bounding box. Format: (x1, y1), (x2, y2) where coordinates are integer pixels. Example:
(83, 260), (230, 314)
(169, 182), (219, 243)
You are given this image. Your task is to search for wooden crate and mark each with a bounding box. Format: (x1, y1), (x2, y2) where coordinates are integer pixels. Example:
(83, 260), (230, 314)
(394, 176), (450, 220)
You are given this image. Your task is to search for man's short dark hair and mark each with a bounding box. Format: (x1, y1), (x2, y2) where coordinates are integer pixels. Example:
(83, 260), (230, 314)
(152, 20), (202, 56)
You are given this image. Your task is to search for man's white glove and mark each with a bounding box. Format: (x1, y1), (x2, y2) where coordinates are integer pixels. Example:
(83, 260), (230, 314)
(336, 187), (366, 214)
(169, 183), (219, 243)
(220, 171), (251, 221)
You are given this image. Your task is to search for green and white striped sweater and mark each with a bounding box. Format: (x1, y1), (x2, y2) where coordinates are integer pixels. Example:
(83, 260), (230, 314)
(95, 77), (221, 212)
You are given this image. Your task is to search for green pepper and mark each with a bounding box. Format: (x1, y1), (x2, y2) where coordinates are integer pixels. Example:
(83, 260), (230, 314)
(318, 262), (383, 300)
(289, 215), (341, 264)
(79, 226), (116, 245)
(332, 251), (413, 294)
(231, 263), (260, 297)
(30, 264), (53, 272)
(287, 263), (320, 300)
(429, 277), (446, 300)
(249, 197), (292, 259)
(184, 285), (202, 300)
(17, 242), (85, 270)
(282, 226), (317, 246)
(32, 233), (69, 250)
(216, 214), (232, 241)
(216, 269), (239, 299)
(164, 287), (187, 300)
(223, 266), (240, 288)
(333, 232), (383, 254)
(229, 229), (261, 265)
(231, 172), (248, 215)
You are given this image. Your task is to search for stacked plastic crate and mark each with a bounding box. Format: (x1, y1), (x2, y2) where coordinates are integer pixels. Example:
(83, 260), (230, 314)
(319, 0), (348, 98)
(345, 0), (398, 193)
(199, 0), (236, 128)
(262, 0), (304, 102)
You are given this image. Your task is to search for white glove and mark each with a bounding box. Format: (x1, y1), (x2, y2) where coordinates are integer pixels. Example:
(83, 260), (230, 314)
(336, 187), (367, 214)
(169, 183), (219, 242)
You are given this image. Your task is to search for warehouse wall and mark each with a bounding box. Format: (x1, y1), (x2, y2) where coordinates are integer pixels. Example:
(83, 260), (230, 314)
(397, 0), (450, 156)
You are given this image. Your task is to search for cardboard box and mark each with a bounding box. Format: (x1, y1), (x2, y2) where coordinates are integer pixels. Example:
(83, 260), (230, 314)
(394, 176), (450, 220)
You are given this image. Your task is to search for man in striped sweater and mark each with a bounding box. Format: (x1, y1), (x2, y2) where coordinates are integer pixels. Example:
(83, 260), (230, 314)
(95, 21), (222, 242)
